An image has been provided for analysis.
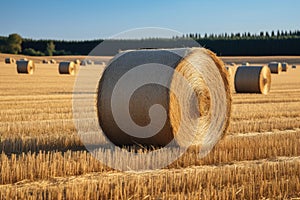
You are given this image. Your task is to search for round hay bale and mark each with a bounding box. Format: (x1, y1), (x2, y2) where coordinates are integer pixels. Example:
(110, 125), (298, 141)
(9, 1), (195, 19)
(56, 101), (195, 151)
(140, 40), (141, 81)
(42, 59), (49, 64)
(16, 60), (35, 74)
(268, 62), (282, 74)
(5, 57), (16, 64)
(80, 60), (94, 66)
(87, 60), (94, 65)
(242, 62), (250, 66)
(229, 62), (236, 66)
(281, 62), (288, 72)
(58, 61), (76, 75)
(97, 48), (231, 148)
(50, 59), (56, 64)
(74, 59), (81, 65)
(80, 60), (88, 66)
(234, 66), (271, 95)
(292, 65), (297, 69)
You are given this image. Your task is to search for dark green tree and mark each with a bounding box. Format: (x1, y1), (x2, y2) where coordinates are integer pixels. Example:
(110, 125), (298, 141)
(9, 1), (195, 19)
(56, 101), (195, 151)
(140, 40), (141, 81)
(271, 31), (275, 37)
(6, 33), (22, 54)
(277, 30), (281, 37)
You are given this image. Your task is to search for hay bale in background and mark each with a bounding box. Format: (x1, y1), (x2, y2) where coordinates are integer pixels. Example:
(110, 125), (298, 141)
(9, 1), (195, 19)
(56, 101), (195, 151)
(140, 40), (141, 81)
(242, 62), (250, 66)
(74, 59), (81, 65)
(292, 65), (297, 69)
(94, 61), (106, 65)
(235, 66), (271, 95)
(42, 59), (49, 64)
(16, 60), (35, 74)
(50, 59), (56, 64)
(281, 62), (288, 72)
(268, 62), (282, 74)
(5, 58), (16, 64)
(87, 60), (94, 65)
(98, 61), (105, 66)
(80, 60), (88, 66)
(97, 48), (231, 148)
(80, 59), (94, 66)
(58, 61), (76, 75)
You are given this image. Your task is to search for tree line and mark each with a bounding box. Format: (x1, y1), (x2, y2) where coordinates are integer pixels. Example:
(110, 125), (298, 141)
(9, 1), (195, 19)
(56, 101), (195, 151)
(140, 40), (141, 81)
(0, 30), (300, 56)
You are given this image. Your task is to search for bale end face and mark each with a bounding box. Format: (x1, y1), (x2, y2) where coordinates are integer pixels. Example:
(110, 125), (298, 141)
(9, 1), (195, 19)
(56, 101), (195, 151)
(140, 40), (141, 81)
(225, 65), (238, 93)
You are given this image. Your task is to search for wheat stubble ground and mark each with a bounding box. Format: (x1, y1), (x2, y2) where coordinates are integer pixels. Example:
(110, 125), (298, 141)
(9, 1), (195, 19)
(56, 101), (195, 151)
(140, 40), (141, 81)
(0, 58), (300, 199)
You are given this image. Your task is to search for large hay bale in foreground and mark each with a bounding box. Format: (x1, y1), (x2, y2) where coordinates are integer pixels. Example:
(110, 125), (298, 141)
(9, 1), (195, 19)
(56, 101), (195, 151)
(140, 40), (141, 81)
(281, 62), (288, 72)
(16, 60), (35, 74)
(97, 48), (231, 149)
(5, 57), (16, 64)
(58, 61), (76, 75)
(234, 66), (271, 95)
(268, 62), (282, 74)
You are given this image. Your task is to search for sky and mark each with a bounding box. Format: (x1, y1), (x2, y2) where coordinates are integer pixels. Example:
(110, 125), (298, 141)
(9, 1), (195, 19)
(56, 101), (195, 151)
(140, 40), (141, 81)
(0, 0), (299, 40)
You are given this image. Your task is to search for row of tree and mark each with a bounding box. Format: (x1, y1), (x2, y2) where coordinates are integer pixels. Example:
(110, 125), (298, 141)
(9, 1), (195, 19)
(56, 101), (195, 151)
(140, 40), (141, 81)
(0, 34), (56, 56)
(0, 30), (300, 56)
(181, 30), (300, 40)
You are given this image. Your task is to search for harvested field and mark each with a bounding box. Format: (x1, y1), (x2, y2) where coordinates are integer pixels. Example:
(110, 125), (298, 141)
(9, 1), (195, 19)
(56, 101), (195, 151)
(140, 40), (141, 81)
(0, 55), (300, 199)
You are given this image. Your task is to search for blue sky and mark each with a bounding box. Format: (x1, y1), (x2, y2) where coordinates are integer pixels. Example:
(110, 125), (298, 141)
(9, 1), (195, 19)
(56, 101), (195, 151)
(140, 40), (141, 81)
(0, 0), (299, 40)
